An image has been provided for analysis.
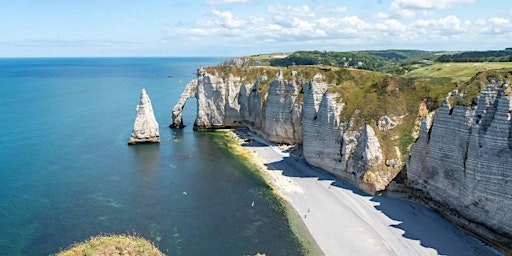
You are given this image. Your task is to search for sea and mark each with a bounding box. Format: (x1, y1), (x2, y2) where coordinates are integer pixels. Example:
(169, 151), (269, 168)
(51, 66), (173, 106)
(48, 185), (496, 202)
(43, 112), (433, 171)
(0, 57), (304, 255)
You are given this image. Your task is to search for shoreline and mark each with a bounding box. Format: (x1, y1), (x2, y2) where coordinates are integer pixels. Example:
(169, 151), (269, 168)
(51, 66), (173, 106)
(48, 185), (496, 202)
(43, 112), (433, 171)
(223, 128), (500, 256)
(221, 129), (323, 255)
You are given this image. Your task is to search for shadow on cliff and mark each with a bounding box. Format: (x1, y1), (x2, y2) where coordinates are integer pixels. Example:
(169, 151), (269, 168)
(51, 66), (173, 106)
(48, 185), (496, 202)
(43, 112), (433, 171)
(264, 155), (496, 255)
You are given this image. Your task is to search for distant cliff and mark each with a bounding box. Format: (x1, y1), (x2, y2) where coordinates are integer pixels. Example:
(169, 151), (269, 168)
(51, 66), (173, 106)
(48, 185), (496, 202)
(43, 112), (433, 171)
(170, 65), (512, 251)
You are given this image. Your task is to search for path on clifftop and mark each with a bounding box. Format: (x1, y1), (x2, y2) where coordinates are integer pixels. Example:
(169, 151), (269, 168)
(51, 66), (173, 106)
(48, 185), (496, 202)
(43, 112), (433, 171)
(242, 132), (500, 256)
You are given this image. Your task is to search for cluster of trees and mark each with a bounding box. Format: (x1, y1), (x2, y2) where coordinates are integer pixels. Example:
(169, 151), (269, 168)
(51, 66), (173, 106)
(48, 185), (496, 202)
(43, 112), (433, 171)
(263, 49), (512, 75)
(436, 50), (512, 62)
(268, 50), (435, 74)
(269, 50), (391, 71)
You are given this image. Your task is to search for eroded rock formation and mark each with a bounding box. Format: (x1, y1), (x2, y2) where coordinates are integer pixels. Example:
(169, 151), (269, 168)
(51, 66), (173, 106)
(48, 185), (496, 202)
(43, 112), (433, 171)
(302, 75), (396, 192)
(170, 66), (512, 252)
(128, 88), (160, 145)
(262, 70), (302, 144)
(170, 69), (397, 192)
(172, 67), (302, 144)
(170, 80), (197, 128)
(408, 83), (512, 250)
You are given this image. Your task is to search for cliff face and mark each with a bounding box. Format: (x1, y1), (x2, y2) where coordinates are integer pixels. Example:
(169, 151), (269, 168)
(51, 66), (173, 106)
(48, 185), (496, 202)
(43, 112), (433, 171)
(170, 66), (512, 251)
(408, 83), (512, 248)
(171, 69), (397, 192)
(128, 88), (160, 145)
(262, 70), (302, 144)
(194, 67), (246, 129)
(170, 80), (197, 128)
(171, 66), (512, 250)
(302, 75), (396, 192)
(177, 67), (303, 144)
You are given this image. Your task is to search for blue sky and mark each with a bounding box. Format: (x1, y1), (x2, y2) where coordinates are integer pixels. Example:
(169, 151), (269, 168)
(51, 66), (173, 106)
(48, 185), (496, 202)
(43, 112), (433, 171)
(1, 0), (511, 57)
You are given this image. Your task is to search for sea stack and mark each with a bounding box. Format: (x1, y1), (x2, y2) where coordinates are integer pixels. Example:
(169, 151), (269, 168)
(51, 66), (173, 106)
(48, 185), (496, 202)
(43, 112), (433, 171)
(128, 88), (160, 145)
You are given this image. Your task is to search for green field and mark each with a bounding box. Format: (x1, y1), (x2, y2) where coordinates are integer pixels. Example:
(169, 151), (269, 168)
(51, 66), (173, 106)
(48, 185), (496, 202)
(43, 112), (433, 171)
(404, 62), (512, 82)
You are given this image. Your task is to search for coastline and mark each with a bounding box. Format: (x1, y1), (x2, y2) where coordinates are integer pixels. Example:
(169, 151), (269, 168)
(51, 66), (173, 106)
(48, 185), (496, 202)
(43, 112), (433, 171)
(222, 128), (500, 256)
(221, 129), (323, 256)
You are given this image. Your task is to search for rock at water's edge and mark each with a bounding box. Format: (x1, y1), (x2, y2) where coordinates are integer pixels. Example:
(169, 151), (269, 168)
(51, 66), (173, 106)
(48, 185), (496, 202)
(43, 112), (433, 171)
(128, 88), (160, 145)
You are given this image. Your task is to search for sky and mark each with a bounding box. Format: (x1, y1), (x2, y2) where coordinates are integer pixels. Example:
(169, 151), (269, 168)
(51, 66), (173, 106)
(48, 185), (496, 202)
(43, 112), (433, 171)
(0, 0), (511, 57)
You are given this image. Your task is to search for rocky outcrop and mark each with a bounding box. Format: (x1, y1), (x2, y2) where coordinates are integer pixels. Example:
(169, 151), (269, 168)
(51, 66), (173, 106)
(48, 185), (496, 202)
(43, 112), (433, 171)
(171, 69), (398, 192)
(169, 79), (197, 128)
(408, 83), (512, 250)
(219, 57), (263, 67)
(128, 88), (160, 145)
(172, 65), (512, 253)
(171, 65), (512, 252)
(194, 66), (247, 130)
(302, 75), (395, 193)
(172, 67), (302, 144)
(262, 70), (302, 144)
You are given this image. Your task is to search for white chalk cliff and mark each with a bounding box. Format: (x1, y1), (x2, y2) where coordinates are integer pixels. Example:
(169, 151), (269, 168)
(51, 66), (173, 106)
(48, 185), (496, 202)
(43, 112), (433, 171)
(128, 88), (160, 145)
(302, 75), (394, 192)
(171, 68), (395, 191)
(408, 83), (512, 250)
(170, 67), (512, 251)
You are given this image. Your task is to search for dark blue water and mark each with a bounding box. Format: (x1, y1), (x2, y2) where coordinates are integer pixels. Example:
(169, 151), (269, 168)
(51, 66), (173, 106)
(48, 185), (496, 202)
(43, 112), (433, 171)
(0, 58), (304, 255)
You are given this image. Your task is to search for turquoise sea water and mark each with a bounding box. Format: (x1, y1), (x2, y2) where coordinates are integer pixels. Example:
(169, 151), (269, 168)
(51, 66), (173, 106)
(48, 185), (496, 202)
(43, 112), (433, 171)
(0, 58), (303, 255)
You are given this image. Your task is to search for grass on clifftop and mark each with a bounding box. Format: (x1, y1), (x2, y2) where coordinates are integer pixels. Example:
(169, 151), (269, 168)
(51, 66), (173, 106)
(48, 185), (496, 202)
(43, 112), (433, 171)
(205, 64), (512, 157)
(404, 62), (512, 82)
(56, 235), (163, 256)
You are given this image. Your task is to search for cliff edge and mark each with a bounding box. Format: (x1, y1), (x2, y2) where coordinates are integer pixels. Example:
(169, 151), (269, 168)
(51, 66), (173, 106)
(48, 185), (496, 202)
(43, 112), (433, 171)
(408, 79), (512, 251)
(170, 65), (512, 252)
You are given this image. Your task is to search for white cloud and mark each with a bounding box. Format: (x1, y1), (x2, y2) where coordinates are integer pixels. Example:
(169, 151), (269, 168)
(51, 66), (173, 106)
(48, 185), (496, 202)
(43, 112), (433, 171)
(167, 2), (512, 52)
(390, 2), (416, 18)
(489, 17), (509, 25)
(212, 9), (247, 28)
(374, 12), (390, 20)
(409, 15), (468, 43)
(475, 18), (486, 25)
(391, 0), (475, 11)
(267, 4), (347, 18)
(375, 19), (407, 32)
(267, 5), (316, 18)
(315, 5), (347, 14)
(482, 17), (512, 36)
(387, 0), (475, 18)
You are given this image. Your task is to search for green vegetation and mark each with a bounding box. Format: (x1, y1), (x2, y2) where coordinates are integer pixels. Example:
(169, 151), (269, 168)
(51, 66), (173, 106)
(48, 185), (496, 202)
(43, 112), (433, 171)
(210, 52), (512, 158)
(268, 50), (395, 72)
(264, 50), (437, 74)
(436, 50), (512, 62)
(452, 69), (512, 106)
(57, 235), (163, 256)
(363, 49), (434, 60)
(404, 62), (512, 83)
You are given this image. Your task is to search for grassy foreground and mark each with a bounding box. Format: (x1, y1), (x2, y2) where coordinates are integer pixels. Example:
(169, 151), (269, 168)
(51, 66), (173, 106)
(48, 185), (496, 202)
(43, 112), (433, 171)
(56, 235), (164, 256)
